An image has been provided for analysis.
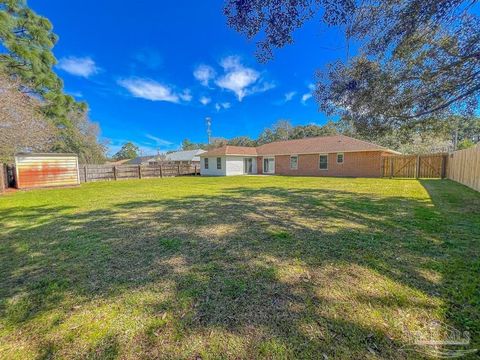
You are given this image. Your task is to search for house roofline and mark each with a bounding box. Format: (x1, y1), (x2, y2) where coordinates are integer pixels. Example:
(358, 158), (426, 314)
(200, 149), (400, 157)
(200, 153), (257, 157)
(256, 149), (400, 156)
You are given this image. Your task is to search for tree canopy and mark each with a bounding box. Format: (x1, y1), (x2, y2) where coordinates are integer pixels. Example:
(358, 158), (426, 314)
(225, 0), (480, 134)
(113, 142), (140, 160)
(182, 116), (479, 154)
(0, 71), (54, 162)
(181, 120), (340, 149)
(0, 0), (61, 95)
(0, 0), (106, 163)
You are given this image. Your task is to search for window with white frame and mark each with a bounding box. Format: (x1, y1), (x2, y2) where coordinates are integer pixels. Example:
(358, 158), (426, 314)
(319, 154), (328, 170)
(216, 157), (222, 169)
(290, 155), (298, 169)
(204, 158), (209, 169)
(337, 153), (344, 164)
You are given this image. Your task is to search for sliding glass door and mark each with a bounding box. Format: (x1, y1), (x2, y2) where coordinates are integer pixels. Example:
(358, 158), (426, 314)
(263, 157), (275, 174)
(244, 158), (253, 174)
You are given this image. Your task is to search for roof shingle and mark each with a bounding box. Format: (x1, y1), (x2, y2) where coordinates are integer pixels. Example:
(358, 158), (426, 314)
(256, 135), (397, 155)
(201, 145), (258, 157)
(201, 135), (398, 157)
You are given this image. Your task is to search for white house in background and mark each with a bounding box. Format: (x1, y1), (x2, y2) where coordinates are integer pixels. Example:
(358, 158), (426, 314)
(200, 146), (258, 176)
(165, 149), (206, 164)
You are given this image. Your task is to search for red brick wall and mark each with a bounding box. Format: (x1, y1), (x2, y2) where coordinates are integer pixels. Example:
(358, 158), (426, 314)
(261, 151), (384, 177)
(257, 157), (263, 174)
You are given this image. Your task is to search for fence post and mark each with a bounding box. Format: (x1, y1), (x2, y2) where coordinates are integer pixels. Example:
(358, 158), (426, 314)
(84, 165), (88, 183)
(0, 164), (5, 193)
(390, 159), (394, 178)
(113, 166), (117, 180)
(415, 155), (420, 179)
(177, 164), (180, 176)
(441, 154), (448, 179)
(138, 165), (142, 179)
(194, 165), (197, 175)
(160, 164), (163, 178)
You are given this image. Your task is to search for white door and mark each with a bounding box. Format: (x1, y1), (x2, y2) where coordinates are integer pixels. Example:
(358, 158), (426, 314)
(263, 157), (275, 174)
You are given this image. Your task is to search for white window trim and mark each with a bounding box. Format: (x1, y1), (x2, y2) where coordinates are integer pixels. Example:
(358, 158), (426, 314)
(319, 154), (328, 170)
(216, 157), (222, 170)
(337, 153), (344, 164)
(290, 155), (298, 170)
(204, 158), (209, 169)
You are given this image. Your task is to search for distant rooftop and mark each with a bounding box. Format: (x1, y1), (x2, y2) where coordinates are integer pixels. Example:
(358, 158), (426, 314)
(165, 149), (206, 162)
(124, 155), (156, 165)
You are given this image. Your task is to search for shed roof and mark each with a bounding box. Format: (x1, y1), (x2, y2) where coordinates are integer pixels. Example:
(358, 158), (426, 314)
(15, 153), (78, 157)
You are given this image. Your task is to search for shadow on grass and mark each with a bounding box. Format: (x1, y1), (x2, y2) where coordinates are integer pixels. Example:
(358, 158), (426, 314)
(0, 179), (478, 358)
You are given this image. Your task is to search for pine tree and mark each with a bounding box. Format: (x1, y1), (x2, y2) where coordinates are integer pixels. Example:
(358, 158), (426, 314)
(0, 0), (61, 95)
(0, 0), (106, 163)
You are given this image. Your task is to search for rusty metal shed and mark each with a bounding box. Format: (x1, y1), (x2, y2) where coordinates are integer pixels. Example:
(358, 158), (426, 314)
(14, 153), (80, 189)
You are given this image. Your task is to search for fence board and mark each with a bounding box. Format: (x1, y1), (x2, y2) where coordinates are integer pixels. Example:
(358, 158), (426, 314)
(382, 154), (447, 179)
(418, 154), (445, 178)
(447, 145), (480, 192)
(0, 164), (5, 193)
(78, 163), (199, 183)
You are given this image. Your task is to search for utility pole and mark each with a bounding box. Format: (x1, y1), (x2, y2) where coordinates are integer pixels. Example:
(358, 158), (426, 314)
(205, 117), (212, 145)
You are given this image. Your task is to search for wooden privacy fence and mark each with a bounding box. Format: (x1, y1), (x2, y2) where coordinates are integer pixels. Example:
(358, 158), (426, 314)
(79, 163), (199, 183)
(382, 153), (448, 178)
(447, 144), (480, 192)
(0, 164), (5, 193)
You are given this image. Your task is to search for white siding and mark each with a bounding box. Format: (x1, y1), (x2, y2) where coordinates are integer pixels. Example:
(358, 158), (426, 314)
(226, 156), (244, 175)
(201, 156), (258, 176)
(200, 156), (227, 176)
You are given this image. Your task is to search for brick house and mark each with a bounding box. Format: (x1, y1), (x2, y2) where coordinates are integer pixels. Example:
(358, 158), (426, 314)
(200, 135), (399, 177)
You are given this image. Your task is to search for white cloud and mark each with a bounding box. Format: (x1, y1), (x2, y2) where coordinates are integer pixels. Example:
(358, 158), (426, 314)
(215, 102), (231, 111)
(118, 78), (190, 103)
(301, 84), (316, 105)
(193, 64), (216, 86)
(145, 134), (173, 147)
(179, 89), (193, 102)
(57, 56), (99, 78)
(199, 96), (211, 105)
(284, 91), (296, 102)
(193, 55), (274, 102)
(301, 93), (312, 104)
(215, 56), (262, 101)
(67, 90), (83, 98)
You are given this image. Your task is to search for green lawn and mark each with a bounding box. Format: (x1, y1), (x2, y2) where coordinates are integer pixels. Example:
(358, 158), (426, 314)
(0, 176), (479, 359)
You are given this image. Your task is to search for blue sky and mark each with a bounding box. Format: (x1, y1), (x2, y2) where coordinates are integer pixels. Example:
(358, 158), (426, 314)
(29, 0), (349, 156)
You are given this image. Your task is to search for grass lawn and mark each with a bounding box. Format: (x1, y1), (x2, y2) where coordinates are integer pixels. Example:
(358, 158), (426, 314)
(0, 176), (479, 359)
